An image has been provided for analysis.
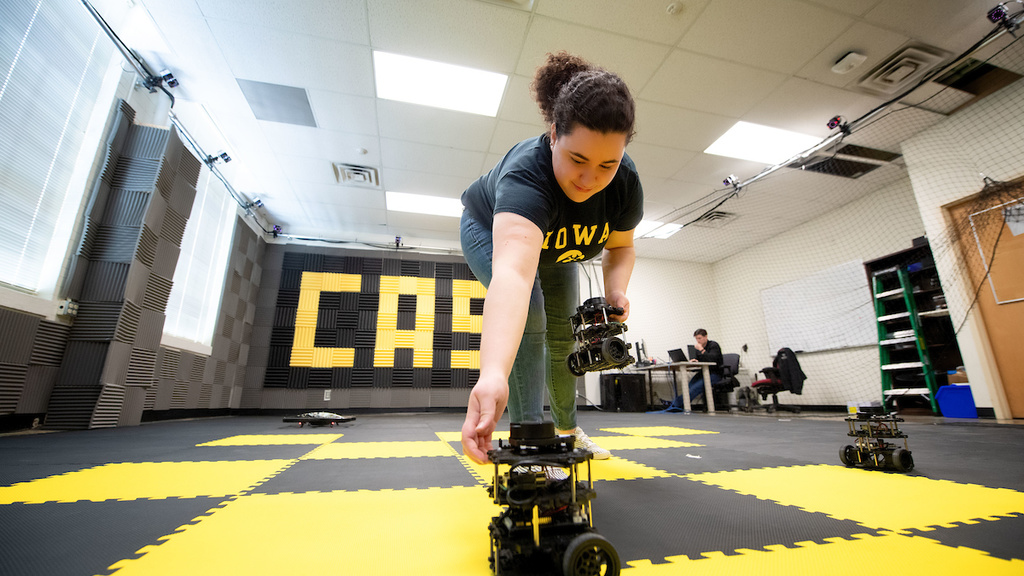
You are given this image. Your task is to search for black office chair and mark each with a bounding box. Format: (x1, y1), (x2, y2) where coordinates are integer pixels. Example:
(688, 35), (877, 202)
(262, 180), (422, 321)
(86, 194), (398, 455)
(691, 353), (740, 411)
(751, 348), (805, 413)
(710, 353), (741, 408)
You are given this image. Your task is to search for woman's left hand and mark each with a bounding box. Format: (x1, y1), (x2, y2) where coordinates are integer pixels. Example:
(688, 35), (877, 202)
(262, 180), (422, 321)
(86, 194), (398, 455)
(606, 290), (629, 322)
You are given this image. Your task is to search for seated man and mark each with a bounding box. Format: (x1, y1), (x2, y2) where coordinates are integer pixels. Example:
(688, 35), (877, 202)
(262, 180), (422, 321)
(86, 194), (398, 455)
(669, 328), (723, 409)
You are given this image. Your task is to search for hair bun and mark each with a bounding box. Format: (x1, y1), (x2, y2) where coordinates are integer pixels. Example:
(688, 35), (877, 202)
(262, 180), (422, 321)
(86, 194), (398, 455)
(531, 51), (592, 126)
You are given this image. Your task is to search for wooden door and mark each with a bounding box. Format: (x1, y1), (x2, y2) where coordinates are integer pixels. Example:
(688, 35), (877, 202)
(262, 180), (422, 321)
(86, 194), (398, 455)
(946, 179), (1024, 418)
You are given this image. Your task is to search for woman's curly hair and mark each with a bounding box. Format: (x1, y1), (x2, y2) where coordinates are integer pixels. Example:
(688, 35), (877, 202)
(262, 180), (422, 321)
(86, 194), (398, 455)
(530, 51), (636, 143)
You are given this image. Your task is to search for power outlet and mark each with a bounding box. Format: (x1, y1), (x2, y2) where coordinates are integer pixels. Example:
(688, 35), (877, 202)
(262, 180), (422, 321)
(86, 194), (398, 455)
(57, 299), (79, 317)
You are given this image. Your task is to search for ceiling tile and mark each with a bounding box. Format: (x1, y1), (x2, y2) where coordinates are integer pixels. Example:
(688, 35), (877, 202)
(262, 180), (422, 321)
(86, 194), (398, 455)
(380, 138), (488, 180)
(516, 16), (671, 92)
(795, 22), (910, 89)
(803, 0), (884, 17)
(640, 50), (788, 117)
(207, 18), (375, 96)
(863, 0), (1002, 55)
(625, 142), (697, 180)
(386, 211), (462, 236)
(292, 182), (387, 210)
(381, 168), (476, 198)
(743, 77), (886, 137)
(376, 100), (497, 151)
(306, 89), (378, 135)
(633, 99), (736, 151)
(534, 0), (709, 45)
(497, 75), (547, 127)
(196, 0), (370, 44)
(367, 0), (529, 73)
(276, 153), (344, 186)
(678, 0), (853, 74)
(257, 122), (381, 167)
(672, 153), (769, 187)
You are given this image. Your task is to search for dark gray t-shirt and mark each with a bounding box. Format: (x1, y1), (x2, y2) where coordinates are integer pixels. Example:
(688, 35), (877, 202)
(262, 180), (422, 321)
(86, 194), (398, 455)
(461, 133), (643, 267)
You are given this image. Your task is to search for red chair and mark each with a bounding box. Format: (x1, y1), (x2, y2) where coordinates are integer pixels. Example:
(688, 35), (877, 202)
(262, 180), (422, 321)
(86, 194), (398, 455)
(751, 348), (805, 413)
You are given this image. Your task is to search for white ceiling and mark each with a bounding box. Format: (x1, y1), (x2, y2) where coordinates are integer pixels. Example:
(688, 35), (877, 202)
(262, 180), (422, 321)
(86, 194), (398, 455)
(122, 0), (1008, 262)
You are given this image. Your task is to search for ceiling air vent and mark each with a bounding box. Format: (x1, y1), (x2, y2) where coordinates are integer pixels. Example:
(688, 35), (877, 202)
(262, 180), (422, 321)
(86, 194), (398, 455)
(691, 210), (738, 229)
(333, 163), (380, 189)
(856, 44), (950, 97)
(790, 143), (902, 179)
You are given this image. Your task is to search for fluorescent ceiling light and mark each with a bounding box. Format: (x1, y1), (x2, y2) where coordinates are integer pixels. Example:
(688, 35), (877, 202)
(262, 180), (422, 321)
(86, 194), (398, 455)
(634, 220), (682, 239)
(704, 121), (821, 165)
(386, 191), (463, 218)
(373, 51), (507, 116)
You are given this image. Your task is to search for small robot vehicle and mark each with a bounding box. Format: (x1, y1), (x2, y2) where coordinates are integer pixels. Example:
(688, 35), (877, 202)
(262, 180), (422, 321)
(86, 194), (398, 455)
(487, 422), (620, 576)
(840, 411), (914, 472)
(566, 297), (634, 377)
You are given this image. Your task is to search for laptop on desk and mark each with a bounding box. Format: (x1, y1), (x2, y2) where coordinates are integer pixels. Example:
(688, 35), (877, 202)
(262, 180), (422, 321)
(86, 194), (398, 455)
(667, 348), (687, 363)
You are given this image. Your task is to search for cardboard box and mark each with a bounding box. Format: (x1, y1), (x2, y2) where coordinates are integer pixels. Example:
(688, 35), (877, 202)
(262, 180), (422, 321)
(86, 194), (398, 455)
(947, 369), (968, 384)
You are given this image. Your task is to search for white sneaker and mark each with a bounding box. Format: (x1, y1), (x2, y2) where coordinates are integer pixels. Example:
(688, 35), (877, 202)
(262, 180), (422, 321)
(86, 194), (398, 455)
(571, 426), (611, 460)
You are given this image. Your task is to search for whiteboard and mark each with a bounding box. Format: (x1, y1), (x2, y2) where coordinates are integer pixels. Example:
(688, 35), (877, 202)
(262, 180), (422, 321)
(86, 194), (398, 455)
(760, 260), (876, 353)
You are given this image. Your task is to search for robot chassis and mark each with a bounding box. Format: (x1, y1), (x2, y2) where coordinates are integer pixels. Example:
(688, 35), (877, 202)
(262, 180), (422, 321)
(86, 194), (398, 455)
(566, 297), (635, 376)
(487, 422), (620, 576)
(840, 411), (914, 472)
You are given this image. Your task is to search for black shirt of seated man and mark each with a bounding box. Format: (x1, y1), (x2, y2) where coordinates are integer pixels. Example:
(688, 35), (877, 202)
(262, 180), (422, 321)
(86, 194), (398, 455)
(669, 338), (723, 409)
(693, 339), (723, 377)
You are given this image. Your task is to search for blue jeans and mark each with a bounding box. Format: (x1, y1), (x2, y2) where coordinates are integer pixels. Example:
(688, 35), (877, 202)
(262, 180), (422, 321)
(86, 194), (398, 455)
(671, 372), (722, 408)
(460, 212), (580, 430)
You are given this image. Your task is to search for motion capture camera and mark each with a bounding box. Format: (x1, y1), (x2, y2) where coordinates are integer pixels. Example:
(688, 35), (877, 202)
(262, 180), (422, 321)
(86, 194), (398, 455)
(486, 422), (620, 576)
(159, 69), (178, 88)
(722, 174), (740, 188)
(566, 297), (634, 376)
(989, 3), (1009, 22)
(827, 115), (845, 130)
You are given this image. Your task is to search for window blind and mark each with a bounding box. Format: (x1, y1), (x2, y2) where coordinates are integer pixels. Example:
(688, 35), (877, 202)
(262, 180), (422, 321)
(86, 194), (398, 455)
(163, 168), (237, 346)
(0, 0), (119, 292)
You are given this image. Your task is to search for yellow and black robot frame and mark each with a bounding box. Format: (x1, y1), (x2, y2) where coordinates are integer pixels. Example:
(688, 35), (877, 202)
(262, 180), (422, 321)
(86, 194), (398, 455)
(841, 412), (915, 472)
(566, 297), (634, 377)
(487, 422), (620, 576)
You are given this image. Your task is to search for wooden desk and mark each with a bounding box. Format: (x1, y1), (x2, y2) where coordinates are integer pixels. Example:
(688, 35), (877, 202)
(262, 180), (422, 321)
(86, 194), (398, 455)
(630, 361), (717, 413)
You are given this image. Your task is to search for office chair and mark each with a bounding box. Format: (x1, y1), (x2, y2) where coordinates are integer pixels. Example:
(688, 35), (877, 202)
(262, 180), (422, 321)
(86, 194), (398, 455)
(710, 353), (741, 409)
(751, 348), (805, 413)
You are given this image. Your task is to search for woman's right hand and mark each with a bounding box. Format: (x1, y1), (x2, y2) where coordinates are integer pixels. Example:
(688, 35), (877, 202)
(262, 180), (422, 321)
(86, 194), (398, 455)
(461, 374), (509, 464)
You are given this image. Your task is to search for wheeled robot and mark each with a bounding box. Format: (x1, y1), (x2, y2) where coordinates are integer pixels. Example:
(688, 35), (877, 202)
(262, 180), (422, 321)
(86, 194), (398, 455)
(487, 422), (620, 576)
(566, 297), (634, 376)
(840, 412), (914, 472)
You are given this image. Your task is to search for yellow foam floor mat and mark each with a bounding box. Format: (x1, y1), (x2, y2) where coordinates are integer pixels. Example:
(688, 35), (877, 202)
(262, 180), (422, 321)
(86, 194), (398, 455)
(107, 486), (496, 576)
(3, 421), (1022, 576)
(622, 531), (1024, 575)
(0, 460), (294, 504)
(687, 464), (1024, 531)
